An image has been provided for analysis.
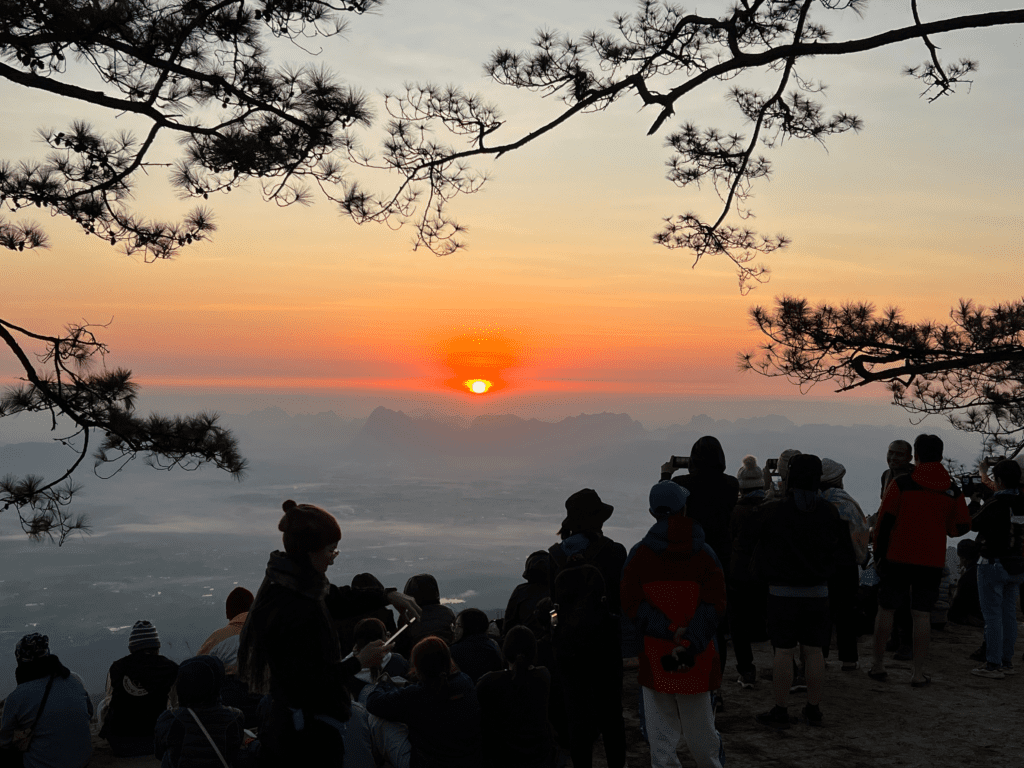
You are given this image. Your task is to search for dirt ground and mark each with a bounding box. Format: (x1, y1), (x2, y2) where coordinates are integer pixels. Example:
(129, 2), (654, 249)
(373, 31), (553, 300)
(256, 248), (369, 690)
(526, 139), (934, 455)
(83, 621), (1013, 767)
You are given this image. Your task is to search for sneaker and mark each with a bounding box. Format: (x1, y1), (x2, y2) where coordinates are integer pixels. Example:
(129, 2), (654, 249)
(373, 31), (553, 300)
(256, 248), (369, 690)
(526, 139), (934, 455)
(790, 674), (807, 693)
(971, 664), (1006, 679)
(801, 703), (824, 727)
(999, 664), (1017, 676)
(737, 670), (756, 689)
(756, 706), (791, 730)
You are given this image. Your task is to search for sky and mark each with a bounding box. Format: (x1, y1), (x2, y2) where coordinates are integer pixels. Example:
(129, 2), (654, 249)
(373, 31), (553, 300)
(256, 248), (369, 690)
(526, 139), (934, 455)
(2, 0), (1021, 423)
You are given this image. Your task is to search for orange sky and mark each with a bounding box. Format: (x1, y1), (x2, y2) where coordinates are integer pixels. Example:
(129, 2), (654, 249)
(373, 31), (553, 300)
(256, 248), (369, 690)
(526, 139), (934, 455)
(2, 1), (1020, 417)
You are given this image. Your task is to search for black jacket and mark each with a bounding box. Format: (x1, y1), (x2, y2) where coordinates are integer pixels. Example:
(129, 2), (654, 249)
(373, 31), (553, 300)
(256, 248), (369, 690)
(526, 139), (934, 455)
(972, 492), (1024, 561)
(100, 652), (179, 740)
(751, 495), (842, 587)
(672, 473), (739, 576)
(154, 704), (245, 768)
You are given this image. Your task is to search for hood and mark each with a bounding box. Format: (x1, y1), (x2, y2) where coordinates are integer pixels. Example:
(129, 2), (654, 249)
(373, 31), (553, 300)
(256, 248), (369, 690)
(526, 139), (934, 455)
(641, 514), (705, 556)
(689, 436), (727, 475)
(176, 655), (225, 707)
(911, 462), (954, 492)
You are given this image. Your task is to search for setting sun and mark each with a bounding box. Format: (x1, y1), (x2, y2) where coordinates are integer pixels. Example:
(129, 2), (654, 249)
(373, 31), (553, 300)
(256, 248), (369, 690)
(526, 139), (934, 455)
(465, 379), (492, 394)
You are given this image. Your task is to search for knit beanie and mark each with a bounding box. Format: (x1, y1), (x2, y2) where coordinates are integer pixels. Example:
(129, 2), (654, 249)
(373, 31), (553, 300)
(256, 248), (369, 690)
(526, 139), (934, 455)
(15, 633), (50, 664)
(787, 454), (823, 492)
(128, 620), (161, 653)
(649, 481), (690, 518)
(820, 458), (846, 486)
(736, 455), (764, 490)
(777, 449), (802, 480)
(278, 499), (342, 556)
(225, 587), (254, 621)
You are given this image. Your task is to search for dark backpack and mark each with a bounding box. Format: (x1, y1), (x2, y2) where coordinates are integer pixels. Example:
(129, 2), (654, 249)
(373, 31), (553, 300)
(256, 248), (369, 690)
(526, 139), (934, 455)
(548, 539), (615, 665)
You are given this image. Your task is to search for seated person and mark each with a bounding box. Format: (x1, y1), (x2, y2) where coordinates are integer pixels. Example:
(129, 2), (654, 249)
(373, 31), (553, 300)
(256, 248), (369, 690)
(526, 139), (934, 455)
(502, 551), (552, 640)
(365, 636), (482, 768)
(154, 655), (245, 768)
(99, 620), (179, 758)
(394, 574), (455, 659)
(449, 608), (504, 684)
(337, 573), (400, 653)
(476, 626), (557, 768)
(198, 587), (262, 728)
(344, 617), (410, 703)
(0, 633), (92, 768)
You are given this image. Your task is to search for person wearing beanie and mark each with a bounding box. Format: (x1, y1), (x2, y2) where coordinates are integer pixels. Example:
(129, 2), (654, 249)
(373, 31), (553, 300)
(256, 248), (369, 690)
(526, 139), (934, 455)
(546, 488), (628, 768)
(0, 633), (93, 768)
(749, 454), (845, 729)
(729, 456), (770, 689)
(153, 655), (246, 768)
(621, 481), (727, 768)
(99, 620), (180, 758)
(237, 499), (422, 767)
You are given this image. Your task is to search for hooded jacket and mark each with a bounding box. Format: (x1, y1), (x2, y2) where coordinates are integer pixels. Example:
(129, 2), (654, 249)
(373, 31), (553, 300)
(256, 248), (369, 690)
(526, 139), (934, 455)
(99, 651), (179, 741)
(620, 514), (726, 694)
(874, 462), (972, 568)
(750, 494), (843, 588)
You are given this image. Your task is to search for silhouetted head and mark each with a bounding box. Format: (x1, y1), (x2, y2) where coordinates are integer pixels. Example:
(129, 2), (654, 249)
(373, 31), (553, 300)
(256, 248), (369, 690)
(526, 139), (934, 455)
(992, 459), (1022, 490)
(787, 454), (823, 492)
(15, 633), (49, 665)
(503, 625), (537, 666)
(777, 449), (802, 480)
(560, 488), (614, 536)
(352, 572), (385, 591)
(353, 617), (389, 652)
(411, 636), (454, 685)
(819, 458), (846, 489)
(886, 440), (913, 471)
(176, 655), (225, 708)
(522, 550), (552, 584)
(648, 481), (689, 519)
(279, 500), (341, 573)
(225, 587), (254, 621)
(404, 574), (441, 606)
(688, 436), (727, 475)
(128, 620), (161, 654)
(455, 608), (489, 639)
(913, 434), (944, 464)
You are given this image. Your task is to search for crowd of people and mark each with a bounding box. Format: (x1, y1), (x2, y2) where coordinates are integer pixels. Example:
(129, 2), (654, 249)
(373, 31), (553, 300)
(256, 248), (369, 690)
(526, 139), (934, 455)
(1, 432), (1021, 768)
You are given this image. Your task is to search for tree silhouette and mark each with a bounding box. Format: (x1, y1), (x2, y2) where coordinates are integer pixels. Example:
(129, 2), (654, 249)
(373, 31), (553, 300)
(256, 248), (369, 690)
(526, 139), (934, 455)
(3, 1), (1023, 536)
(742, 298), (1024, 458)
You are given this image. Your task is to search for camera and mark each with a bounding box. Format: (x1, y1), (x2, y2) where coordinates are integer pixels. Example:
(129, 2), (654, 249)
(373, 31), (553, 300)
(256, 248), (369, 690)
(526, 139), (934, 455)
(671, 455), (690, 469)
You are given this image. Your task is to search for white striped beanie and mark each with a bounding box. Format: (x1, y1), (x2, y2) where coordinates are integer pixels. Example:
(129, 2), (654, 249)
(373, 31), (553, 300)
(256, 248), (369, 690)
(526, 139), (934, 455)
(128, 620), (161, 653)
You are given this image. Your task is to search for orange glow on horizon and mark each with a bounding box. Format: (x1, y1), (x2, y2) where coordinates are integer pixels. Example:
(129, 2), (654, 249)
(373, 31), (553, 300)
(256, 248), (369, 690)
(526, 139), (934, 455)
(436, 327), (525, 395)
(465, 378), (493, 394)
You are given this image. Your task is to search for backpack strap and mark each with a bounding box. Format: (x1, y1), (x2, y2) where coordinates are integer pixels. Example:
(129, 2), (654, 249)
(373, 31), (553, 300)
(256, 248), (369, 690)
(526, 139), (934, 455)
(188, 708), (230, 768)
(21, 673), (56, 753)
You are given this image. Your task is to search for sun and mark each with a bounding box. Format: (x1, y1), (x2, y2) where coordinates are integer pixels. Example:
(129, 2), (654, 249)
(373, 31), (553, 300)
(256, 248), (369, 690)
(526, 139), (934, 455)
(464, 378), (492, 394)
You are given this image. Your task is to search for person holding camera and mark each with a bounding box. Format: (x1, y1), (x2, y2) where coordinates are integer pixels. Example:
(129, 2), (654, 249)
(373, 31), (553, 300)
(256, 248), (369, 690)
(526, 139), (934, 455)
(621, 481), (727, 768)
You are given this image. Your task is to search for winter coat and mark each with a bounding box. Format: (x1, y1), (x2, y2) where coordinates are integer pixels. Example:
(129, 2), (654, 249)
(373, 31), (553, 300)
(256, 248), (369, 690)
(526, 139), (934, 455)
(0, 655), (92, 768)
(874, 463), (972, 568)
(672, 474), (739, 578)
(394, 603), (456, 659)
(154, 704), (245, 768)
(99, 652), (179, 740)
(750, 495), (843, 588)
(365, 672), (482, 768)
(620, 514), (727, 694)
(729, 489), (766, 584)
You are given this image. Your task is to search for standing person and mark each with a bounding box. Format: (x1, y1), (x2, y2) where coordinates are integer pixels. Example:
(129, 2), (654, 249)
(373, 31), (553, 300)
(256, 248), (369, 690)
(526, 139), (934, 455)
(969, 459), (1024, 678)
(621, 481), (726, 768)
(547, 488), (627, 768)
(98, 620), (179, 758)
(0, 633), (92, 768)
(729, 455), (769, 689)
(661, 436), (739, 684)
(751, 454), (841, 728)
(876, 440), (915, 660)
(476, 626), (557, 768)
(819, 458), (867, 671)
(237, 499), (421, 768)
(870, 435), (972, 686)
(502, 550), (552, 640)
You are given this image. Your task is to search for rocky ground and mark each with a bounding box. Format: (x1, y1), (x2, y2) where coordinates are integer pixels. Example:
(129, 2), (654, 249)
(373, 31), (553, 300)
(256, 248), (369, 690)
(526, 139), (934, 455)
(81, 621), (1014, 767)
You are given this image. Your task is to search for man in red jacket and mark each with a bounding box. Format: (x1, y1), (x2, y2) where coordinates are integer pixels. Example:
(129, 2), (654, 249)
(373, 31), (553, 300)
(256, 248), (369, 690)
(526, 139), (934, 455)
(870, 434), (971, 686)
(621, 481), (726, 768)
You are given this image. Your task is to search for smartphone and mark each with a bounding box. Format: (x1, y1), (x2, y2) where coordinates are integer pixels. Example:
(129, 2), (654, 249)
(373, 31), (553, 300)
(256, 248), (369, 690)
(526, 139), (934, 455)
(671, 455), (690, 469)
(388, 616), (417, 646)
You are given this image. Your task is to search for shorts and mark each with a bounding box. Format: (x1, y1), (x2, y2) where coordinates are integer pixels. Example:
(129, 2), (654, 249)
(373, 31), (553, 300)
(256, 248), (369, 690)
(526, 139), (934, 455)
(766, 595), (829, 649)
(877, 561), (942, 612)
